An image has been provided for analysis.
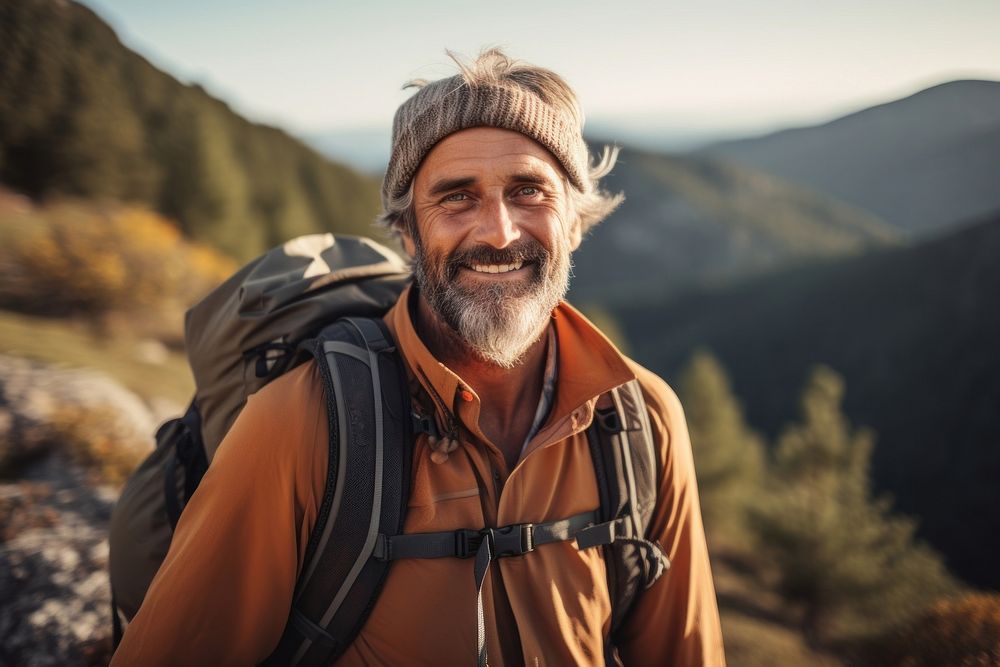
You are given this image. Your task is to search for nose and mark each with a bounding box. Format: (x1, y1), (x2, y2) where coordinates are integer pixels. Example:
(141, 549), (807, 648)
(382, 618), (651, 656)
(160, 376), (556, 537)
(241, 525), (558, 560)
(473, 195), (520, 249)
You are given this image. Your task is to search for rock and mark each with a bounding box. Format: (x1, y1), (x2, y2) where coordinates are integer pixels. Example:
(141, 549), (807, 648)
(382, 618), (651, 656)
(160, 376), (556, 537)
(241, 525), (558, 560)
(0, 456), (117, 666)
(0, 355), (157, 438)
(133, 339), (169, 365)
(0, 355), (156, 475)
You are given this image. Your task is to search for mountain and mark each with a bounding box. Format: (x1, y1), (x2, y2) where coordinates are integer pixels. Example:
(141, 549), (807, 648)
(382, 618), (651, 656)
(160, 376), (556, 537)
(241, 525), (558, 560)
(613, 212), (1000, 589)
(702, 80), (1000, 236)
(569, 146), (900, 306)
(0, 0), (382, 261)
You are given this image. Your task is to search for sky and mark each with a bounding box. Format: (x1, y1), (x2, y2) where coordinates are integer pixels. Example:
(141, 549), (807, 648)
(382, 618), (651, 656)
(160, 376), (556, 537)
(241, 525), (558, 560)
(84, 0), (1000, 139)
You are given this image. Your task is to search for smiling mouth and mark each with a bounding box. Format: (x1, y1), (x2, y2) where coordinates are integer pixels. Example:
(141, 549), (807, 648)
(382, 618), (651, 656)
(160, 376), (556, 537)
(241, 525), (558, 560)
(466, 261), (525, 274)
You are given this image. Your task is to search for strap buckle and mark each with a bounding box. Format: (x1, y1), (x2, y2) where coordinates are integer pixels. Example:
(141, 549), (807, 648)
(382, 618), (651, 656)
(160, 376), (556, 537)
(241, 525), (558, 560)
(454, 524), (536, 558)
(485, 524), (535, 558)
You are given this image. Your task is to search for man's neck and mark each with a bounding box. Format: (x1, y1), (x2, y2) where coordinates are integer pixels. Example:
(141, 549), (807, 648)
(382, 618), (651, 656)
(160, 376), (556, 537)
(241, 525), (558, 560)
(413, 295), (548, 471)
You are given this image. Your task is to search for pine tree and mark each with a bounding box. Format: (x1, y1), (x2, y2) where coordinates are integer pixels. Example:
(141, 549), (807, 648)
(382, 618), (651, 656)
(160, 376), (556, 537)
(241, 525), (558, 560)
(679, 349), (765, 545)
(752, 365), (956, 645)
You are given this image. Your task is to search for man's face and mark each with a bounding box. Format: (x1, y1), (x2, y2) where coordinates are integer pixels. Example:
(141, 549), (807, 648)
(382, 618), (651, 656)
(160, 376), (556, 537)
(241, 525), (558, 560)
(403, 127), (581, 368)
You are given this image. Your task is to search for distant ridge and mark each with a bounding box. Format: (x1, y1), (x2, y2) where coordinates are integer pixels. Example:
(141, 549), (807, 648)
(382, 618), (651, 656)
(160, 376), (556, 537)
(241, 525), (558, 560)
(703, 80), (1000, 236)
(0, 0), (383, 260)
(615, 211), (1000, 588)
(569, 145), (899, 306)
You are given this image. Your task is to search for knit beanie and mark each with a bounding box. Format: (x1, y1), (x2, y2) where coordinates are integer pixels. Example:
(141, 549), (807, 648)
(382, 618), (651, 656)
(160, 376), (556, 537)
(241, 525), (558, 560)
(381, 54), (593, 214)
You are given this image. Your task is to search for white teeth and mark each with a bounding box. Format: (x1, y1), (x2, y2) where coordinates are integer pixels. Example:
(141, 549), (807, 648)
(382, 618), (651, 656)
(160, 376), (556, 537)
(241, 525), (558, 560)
(470, 261), (524, 274)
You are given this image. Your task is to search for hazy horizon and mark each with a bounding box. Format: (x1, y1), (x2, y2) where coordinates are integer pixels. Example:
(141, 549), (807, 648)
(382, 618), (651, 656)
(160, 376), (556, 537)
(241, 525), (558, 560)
(82, 0), (1000, 139)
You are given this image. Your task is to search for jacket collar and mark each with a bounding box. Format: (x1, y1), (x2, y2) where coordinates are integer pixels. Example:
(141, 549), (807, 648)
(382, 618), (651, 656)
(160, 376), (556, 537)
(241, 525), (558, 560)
(384, 284), (635, 437)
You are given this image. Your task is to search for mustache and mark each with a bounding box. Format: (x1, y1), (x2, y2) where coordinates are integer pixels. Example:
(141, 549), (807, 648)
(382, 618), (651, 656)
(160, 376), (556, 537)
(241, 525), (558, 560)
(443, 241), (548, 279)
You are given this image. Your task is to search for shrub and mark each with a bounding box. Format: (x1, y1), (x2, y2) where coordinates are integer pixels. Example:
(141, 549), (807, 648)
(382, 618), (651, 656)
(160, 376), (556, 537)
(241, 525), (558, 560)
(873, 593), (1000, 666)
(751, 365), (956, 645)
(0, 195), (234, 319)
(678, 349), (765, 545)
(47, 403), (149, 486)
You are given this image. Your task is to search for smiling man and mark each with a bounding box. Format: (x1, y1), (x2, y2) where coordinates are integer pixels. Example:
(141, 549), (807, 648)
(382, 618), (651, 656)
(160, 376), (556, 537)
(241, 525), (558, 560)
(402, 128), (581, 472)
(112, 49), (724, 666)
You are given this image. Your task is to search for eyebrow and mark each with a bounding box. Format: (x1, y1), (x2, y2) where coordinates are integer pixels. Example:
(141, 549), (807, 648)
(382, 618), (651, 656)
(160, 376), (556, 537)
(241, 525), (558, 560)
(427, 170), (557, 196)
(428, 177), (476, 196)
(509, 171), (554, 186)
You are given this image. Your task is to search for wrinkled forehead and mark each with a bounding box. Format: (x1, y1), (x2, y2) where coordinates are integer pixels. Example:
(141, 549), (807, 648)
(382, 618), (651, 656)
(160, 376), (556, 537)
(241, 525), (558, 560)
(413, 127), (568, 193)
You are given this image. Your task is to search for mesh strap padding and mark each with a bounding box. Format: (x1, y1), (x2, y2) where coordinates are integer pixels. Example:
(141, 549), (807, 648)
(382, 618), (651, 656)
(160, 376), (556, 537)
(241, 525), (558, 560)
(263, 317), (412, 667)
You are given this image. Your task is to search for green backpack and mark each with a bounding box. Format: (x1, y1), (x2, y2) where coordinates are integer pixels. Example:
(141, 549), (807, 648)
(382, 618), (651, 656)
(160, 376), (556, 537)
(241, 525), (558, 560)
(108, 233), (669, 667)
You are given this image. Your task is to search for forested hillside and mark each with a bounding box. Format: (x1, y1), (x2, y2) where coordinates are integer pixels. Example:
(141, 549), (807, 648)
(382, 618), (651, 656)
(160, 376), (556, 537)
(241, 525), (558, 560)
(615, 212), (1000, 589)
(0, 0), (382, 260)
(569, 146), (899, 306)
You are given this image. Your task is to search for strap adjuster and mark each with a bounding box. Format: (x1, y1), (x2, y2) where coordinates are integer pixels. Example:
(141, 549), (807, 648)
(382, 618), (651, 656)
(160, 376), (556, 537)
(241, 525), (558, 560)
(594, 406), (622, 433)
(455, 529), (484, 559)
(411, 411), (440, 439)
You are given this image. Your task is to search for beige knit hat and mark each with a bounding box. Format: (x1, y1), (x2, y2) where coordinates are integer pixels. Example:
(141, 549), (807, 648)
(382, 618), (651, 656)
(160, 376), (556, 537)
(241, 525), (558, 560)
(380, 49), (621, 232)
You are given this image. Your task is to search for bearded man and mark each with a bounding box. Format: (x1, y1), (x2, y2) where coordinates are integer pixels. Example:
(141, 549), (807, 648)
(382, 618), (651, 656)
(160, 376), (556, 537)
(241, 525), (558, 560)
(112, 49), (725, 666)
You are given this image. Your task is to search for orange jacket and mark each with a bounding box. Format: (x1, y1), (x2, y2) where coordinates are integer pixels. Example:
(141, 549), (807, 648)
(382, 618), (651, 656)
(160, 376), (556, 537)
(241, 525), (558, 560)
(113, 287), (725, 666)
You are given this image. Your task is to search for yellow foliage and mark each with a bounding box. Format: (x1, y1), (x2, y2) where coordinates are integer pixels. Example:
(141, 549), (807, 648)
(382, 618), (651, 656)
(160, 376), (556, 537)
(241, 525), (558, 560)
(0, 196), (235, 317)
(48, 404), (150, 486)
(876, 593), (1000, 666)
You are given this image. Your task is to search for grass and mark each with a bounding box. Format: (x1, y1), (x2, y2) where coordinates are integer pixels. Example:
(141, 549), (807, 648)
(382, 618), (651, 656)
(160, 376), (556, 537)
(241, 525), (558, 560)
(0, 309), (193, 405)
(721, 610), (842, 667)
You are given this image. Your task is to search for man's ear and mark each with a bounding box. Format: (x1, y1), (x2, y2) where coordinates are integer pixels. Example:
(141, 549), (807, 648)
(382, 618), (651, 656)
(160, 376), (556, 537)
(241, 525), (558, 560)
(563, 180), (583, 251)
(568, 218), (583, 252)
(399, 227), (417, 257)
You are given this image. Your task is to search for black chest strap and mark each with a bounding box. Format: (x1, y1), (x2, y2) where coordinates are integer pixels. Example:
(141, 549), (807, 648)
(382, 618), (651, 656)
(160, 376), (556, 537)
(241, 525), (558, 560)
(372, 509), (606, 561)
(373, 510), (623, 667)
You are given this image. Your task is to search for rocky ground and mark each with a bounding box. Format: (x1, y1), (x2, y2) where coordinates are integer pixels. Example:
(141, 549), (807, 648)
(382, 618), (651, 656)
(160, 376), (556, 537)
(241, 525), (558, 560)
(0, 354), (163, 666)
(0, 457), (118, 666)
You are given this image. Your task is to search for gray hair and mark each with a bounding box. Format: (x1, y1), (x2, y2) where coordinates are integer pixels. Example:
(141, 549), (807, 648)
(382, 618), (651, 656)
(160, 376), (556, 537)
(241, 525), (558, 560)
(377, 48), (624, 239)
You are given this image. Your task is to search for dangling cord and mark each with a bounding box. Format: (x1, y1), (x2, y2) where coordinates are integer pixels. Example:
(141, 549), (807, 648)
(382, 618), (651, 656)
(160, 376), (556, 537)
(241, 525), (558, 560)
(414, 367), (491, 664)
(474, 535), (494, 667)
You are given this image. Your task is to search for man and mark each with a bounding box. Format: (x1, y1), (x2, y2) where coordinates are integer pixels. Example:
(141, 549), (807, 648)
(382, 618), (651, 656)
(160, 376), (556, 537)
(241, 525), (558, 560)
(112, 49), (724, 666)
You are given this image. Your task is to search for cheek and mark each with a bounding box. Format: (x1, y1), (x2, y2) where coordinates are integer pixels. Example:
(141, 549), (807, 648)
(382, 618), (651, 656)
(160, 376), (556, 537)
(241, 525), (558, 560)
(415, 210), (464, 251)
(413, 235), (453, 282)
(538, 209), (576, 252)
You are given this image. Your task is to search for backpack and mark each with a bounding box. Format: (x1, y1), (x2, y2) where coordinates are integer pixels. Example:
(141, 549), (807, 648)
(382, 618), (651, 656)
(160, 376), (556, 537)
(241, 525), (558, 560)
(108, 233), (670, 666)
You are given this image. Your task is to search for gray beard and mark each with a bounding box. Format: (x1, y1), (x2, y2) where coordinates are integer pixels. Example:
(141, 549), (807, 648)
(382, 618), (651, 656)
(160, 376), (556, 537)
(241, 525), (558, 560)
(412, 238), (571, 368)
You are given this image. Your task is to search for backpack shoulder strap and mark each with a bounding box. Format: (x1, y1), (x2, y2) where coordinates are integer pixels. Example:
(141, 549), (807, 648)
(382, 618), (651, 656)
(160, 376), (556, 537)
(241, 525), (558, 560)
(586, 379), (670, 647)
(264, 316), (412, 667)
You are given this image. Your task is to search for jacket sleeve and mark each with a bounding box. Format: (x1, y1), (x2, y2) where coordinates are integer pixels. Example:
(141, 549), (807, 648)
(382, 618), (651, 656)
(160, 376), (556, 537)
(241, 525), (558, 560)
(615, 364), (726, 667)
(111, 362), (328, 667)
